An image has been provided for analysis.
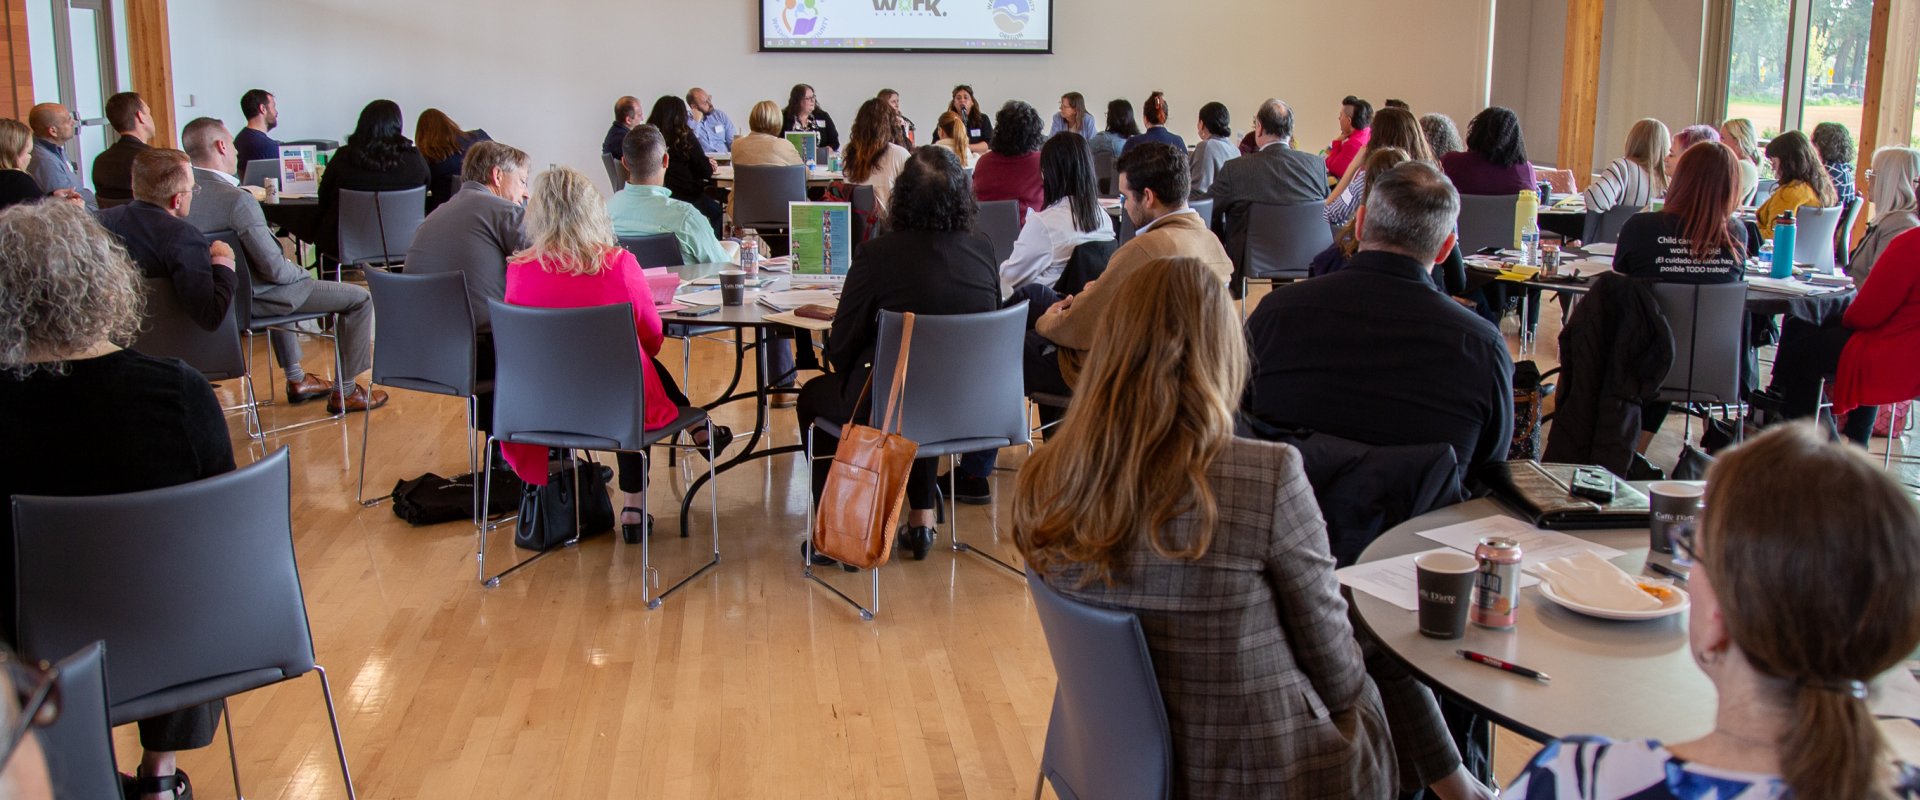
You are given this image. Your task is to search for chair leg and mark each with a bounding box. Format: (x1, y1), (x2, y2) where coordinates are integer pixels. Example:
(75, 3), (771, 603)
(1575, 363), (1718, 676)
(313, 665), (358, 799)
(223, 703), (246, 800)
(799, 424), (879, 620)
(479, 446), (577, 587)
(354, 387), (383, 506)
(645, 421), (724, 609)
(1032, 770), (1045, 800)
(949, 453), (1021, 575)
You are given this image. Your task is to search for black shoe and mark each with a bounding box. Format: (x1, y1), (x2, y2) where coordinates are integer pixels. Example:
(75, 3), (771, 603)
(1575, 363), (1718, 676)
(620, 507), (655, 545)
(801, 540), (858, 572)
(696, 425), (734, 460)
(937, 472), (991, 505)
(901, 525), (936, 560)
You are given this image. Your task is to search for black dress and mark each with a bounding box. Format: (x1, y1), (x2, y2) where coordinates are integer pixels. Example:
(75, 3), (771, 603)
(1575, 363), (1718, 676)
(0, 170), (44, 209)
(316, 142), (431, 261)
(0, 349), (235, 751)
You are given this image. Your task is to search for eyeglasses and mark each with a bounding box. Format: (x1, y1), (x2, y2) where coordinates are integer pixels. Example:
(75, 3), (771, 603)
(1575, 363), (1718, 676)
(0, 654), (60, 770)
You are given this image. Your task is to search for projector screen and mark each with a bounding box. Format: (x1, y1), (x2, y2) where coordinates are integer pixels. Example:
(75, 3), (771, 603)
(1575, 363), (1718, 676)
(761, 0), (1052, 54)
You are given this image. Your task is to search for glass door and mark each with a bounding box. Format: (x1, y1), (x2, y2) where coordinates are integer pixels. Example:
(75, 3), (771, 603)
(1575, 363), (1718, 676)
(45, 0), (119, 189)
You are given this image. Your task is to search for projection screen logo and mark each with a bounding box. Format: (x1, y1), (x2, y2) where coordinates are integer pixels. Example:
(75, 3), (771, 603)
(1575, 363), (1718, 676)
(990, 0), (1030, 35)
(779, 0), (822, 36)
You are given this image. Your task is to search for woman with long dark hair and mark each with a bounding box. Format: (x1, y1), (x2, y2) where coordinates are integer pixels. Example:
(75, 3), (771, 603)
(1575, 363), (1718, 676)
(317, 98), (429, 260)
(876, 88), (914, 147)
(1090, 99), (1139, 163)
(647, 95), (723, 235)
(972, 100), (1047, 220)
(948, 85), (992, 154)
(416, 107), (491, 213)
(1758, 130), (1840, 239)
(998, 132), (1114, 297)
(781, 83), (839, 153)
(841, 98), (911, 215)
(1325, 107), (1432, 225)
(1439, 106), (1535, 195)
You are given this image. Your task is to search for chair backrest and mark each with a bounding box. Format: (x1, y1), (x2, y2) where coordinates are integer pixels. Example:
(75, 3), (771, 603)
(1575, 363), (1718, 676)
(1188, 198), (1215, 232)
(1457, 193), (1521, 253)
(364, 269), (478, 397)
(1580, 204), (1642, 245)
(976, 199), (1022, 264)
(337, 186), (428, 267)
(601, 154), (627, 193)
(37, 641), (120, 800)
(129, 277), (248, 381)
(1650, 281), (1748, 405)
(1055, 239), (1120, 296)
(1792, 204), (1842, 274)
(1245, 202), (1334, 280)
(1025, 570), (1173, 800)
(1836, 196), (1863, 256)
(849, 183), (878, 245)
(1114, 207), (1137, 245)
(732, 165), (809, 229)
(488, 301), (650, 452)
(619, 233), (686, 268)
(1093, 151), (1115, 196)
(241, 159), (277, 188)
(870, 305), (1031, 451)
(11, 448), (318, 719)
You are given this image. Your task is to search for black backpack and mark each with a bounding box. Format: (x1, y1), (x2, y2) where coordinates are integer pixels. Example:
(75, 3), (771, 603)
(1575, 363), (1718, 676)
(391, 468), (523, 526)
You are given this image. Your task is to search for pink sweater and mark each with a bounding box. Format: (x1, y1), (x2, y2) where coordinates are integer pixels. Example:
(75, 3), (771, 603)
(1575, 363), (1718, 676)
(1326, 127), (1371, 178)
(500, 248), (678, 485)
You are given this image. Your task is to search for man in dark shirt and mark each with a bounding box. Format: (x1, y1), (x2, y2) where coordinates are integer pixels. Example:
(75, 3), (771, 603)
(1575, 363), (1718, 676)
(98, 148), (238, 331)
(234, 88), (283, 165)
(603, 95), (642, 162)
(1247, 161), (1514, 479)
(90, 91), (155, 203)
(1209, 99), (1331, 290)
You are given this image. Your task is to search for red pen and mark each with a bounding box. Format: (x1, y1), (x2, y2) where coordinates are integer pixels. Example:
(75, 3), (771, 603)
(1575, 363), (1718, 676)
(1457, 650), (1552, 683)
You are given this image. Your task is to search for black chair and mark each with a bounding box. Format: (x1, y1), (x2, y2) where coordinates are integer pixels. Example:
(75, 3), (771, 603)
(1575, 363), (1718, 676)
(1026, 569), (1173, 800)
(1093, 151), (1115, 196)
(36, 641), (122, 800)
(732, 165), (809, 235)
(128, 275), (261, 437)
(357, 269), (486, 514)
(618, 233), (684, 268)
(1456, 193), (1521, 253)
(1836, 196), (1863, 264)
(10, 448), (357, 799)
(1239, 202), (1334, 314)
(1054, 239), (1119, 297)
(1650, 281), (1749, 443)
(336, 186), (427, 280)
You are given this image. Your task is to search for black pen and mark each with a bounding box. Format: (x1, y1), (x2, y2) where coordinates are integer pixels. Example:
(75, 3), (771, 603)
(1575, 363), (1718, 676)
(1457, 650), (1551, 683)
(1645, 561), (1689, 583)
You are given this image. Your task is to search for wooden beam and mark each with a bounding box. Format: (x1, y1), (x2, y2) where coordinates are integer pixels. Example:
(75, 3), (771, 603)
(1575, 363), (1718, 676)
(0, 0), (32, 121)
(1556, 0), (1605, 182)
(1855, 0), (1920, 242)
(126, 0), (174, 148)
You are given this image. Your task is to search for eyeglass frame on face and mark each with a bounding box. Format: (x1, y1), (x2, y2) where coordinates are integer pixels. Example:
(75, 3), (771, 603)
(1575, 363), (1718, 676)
(0, 653), (60, 771)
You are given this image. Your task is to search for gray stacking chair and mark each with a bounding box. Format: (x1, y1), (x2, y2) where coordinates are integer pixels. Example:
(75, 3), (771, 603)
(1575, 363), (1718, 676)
(210, 229), (347, 438)
(1580, 204), (1642, 245)
(1093, 151), (1116, 196)
(1026, 569), (1173, 800)
(357, 269), (485, 516)
(977, 199), (1023, 264)
(801, 304), (1032, 619)
(336, 186), (427, 280)
(479, 301), (720, 605)
(241, 159), (277, 188)
(10, 449), (357, 800)
(849, 183), (879, 245)
(129, 276), (261, 437)
(1793, 205), (1842, 274)
(36, 642), (122, 800)
(1650, 281), (1749, 443)
(1240, 201), (1334, 314)
(1188, 198), (1215, 232)
(1836, 197), (1863, 261)
(732, 164), (809, 234)
(1114, 206), (1137, 245)
(1456, 193), (1521, 253)
(601, 154), (627, 192)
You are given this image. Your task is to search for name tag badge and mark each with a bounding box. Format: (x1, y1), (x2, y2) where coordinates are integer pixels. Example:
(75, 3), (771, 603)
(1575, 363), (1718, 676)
(969, 128), (981, 138)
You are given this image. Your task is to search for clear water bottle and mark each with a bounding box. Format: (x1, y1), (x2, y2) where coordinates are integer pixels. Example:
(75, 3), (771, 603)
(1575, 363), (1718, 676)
(828, 151), (841, 173)
(1520, 218), (1541, 267)
(740, 230), (762, 275)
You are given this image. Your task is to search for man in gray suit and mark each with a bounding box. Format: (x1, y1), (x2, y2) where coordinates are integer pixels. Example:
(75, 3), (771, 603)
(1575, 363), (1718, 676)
(180, 117), (387, 413)
(1208, 99), (1329, 294)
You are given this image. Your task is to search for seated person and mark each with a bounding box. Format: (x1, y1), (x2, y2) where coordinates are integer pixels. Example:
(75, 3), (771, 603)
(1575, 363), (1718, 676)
(603, 96), (642, 164)
(998, 131), (1115, 299)
(25, 103), (92, 206)
(500, 167), (730, 536)
(840, 98), (911, 217)
(686, 87), (736, 155)
(1090, 99), (1139, 164)
(972, 101), (1047, 220)
(97, 148), (237, 332)
(0, 119), (51, 210)
(795, 147), (999, 563)
(317, 99), (431, 264)
(783, 84), (841, 154)
(1757, 130), (1840, 239)
(730, 100), (804, 168)
(1310, 146), (1412, 277)
(1847, 146), (1920, 284)
(1015, 257), (1490, 800)
(0, 201), (237, 800)
(416, 108), (491, 213)
(1189, 101), (1236, 199)
(1583, 118), (1668, 214)
(182, 117), (388, 412)
(1769, 227), (1920, 446)
(1438, 107), (1536, 196)
(647, 96), (723, 235)
(1049, 91), (1096, 140)
(1326, 95), (1373, 179)
(1120, 91), (1185, 155)
(1211, 99), (1329, 283)
(1507, 424), (1920, 799)
(235, 88), (284, 165)
(931, 111), (971, 167)
(1247, 161), (1513, 479)
(1326, 107), (1431, 227)
(947, 85), (992, 155)
(90, 91), (155, 203)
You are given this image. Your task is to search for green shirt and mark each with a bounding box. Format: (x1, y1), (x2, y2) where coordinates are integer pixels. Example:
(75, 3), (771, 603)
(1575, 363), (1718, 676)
(607, 183), (730, 265)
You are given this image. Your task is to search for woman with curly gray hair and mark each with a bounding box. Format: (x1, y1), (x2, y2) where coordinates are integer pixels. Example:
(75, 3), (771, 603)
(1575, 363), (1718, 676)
(0, 200), (234, 800)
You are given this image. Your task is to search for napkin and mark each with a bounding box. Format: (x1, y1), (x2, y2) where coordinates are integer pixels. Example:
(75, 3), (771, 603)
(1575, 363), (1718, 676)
(1535, 552), (1661, 611)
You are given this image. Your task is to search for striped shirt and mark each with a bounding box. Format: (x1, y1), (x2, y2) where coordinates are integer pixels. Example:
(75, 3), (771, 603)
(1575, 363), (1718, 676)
(1582, 157), (1657, 213)
(1507, 735), (1920, 799)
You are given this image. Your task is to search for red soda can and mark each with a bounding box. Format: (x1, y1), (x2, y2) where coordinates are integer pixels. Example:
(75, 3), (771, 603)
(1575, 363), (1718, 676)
(1472, 536), (1523, 629)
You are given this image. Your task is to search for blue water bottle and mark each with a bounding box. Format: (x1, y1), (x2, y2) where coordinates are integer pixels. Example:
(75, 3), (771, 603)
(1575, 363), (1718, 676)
(1769, 212), (1796, 279)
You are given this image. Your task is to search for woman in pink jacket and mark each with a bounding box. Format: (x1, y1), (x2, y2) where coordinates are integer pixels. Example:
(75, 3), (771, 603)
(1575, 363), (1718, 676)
(501, 166), (731, 534)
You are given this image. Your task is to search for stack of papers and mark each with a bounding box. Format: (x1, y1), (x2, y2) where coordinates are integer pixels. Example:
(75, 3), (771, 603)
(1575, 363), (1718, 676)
(1747, 276), (1830, 296)
(756, 290), (839, 312)
(1335, 515), (1624, 611)
(1578, 243), (1616, 257)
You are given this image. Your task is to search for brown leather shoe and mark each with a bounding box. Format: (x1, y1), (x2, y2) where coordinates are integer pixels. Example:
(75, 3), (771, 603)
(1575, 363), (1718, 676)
(327, 383), (390, 414)
(286, 374), (335, 404)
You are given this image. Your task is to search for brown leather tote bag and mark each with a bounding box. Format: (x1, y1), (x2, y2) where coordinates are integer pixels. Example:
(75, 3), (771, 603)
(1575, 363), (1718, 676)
(813, 313), (918, 569)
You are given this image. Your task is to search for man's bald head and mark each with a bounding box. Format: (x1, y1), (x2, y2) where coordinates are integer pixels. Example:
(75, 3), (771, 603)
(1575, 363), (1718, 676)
(1255, 99), (1294, 143)
(26, 104), (71, 141)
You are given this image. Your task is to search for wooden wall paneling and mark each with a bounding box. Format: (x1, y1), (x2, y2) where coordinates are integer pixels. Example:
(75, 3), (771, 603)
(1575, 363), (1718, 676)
(1556, 0), (1605, 183)
(1854, 0), (1920, 243)
(0, 0), (31, 121)
(126, 0), (173, 147)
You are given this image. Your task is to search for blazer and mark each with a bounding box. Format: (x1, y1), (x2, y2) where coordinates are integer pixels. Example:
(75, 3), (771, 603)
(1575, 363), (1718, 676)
(1040, 437), (1397, 799)
(90, 134), (150, 202)
(1035, 210), (1231, 383)
(98, 200), (236, 331)
(185, 167), (315, 314)
(316, 142), (431, 259)
(823, 228), (1000, 405)
(1834, 228), (1920, 414)
(1209, 143), (1330, 270)
(1848, 212), (1920, 285)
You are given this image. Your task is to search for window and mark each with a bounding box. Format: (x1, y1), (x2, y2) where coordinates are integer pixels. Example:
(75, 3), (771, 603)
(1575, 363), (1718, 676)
(1725, 0), (1878, 144)
(1728, 0), (1791, 138)
(1801, 0), (1872, 141)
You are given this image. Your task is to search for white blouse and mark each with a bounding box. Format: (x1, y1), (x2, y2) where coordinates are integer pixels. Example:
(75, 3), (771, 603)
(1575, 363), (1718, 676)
(998, 198), (1116, 299)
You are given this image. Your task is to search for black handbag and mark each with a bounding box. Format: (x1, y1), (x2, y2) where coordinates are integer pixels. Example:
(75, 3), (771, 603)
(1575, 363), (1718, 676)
(514, 451), (615, 552)
(391, 467), (524, 526)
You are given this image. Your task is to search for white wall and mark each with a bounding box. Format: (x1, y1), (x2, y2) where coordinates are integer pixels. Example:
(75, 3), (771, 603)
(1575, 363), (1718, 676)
(166, 0), (1497, 191)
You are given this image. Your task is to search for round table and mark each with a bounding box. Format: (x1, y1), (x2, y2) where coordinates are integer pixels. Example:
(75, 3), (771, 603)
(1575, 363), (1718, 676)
(1348, 497), (1716, 743)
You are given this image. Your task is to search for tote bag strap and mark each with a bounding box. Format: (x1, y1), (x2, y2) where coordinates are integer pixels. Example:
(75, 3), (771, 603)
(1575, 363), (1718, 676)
(878, 313), (915, 435)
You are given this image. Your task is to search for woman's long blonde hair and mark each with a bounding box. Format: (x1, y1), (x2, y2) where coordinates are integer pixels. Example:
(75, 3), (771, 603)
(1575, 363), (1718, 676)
(935, 111), (969, 167)
(514, 166), (619, 277)
(1625, 117), (1671, 196)
(1013, 257), (1246, 586)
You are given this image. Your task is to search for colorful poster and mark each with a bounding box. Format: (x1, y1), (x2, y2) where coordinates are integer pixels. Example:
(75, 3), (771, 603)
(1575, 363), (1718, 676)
(785, 131), (820, 164)
(277, 145), (319, 196)
(789, 202), (851, 276)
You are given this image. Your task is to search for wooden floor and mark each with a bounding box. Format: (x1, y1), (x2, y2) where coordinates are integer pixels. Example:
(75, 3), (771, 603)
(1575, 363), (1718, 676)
(113, 290), (1910, 798)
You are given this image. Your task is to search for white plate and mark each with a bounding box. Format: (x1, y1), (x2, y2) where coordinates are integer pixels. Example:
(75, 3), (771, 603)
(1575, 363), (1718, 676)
(1537, 580), (1689, 621)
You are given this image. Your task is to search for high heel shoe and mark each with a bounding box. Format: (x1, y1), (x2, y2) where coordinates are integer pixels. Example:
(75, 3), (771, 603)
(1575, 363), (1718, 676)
(901, 525), (936, 561)
(620, 507), (654, 545)
(695, 425), (735, 460)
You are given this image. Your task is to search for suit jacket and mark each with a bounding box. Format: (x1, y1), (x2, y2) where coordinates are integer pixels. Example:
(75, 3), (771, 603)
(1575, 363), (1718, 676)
(1034, 210), (1231, 383)
(1209, 143), (1329, 270)
(824, 228), (1000, 405)
(186, 167), (314, 314)
(90, 134), (151, 202)
(1040, 437), (1397, 799)
(99, 200), (236, 331)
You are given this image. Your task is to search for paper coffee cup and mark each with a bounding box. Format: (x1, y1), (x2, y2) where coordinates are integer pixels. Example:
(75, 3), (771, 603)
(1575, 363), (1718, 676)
(1648, 481), (1705, 557)
(1416, 551), (1479, 639)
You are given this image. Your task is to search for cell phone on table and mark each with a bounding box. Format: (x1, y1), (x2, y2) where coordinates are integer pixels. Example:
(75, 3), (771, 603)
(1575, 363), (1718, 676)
(1569, 467), (1615, 502)
(677, 305), (720, 317)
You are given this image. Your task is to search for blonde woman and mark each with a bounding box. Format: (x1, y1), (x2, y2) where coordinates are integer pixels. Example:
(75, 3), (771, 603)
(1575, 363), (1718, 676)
(1583, 118), (1669, 213)
(0, 119), (56, 209)
(499, 167), (730, 536)
(1847, 146), (1920, 283)
(729, 100), (804, 168)
(932, 110), (970, 167)
(1014, 256), (1491, 800)
(1719, 118), (1762, 204)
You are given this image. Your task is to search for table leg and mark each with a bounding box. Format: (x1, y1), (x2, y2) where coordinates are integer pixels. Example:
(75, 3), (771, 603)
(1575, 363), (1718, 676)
(677, 325), (804, 538)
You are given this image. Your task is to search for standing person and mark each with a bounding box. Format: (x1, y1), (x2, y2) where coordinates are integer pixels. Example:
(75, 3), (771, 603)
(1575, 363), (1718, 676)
(1325, 107), (1431, 226)
(90, 91), (154, 203)
(948, 85), (993, 155)
(1210, 99), (1329, 285)
(794, 147), (1000, 562)
(840, 98), (911, 216)
(604, 96), (643, 163)
(685, 87), (736, 155)
(1583, 118), (1670, 214)
(1326, 95), (1374, 179)
(1811, 121), (1859, 208)
(1090, 99), (1139, 163)
(1189, 101), (1236, 199)
(1767, 224), (1920, 446)
(876, 88), (914, 147)
(1847, 147), (1920, 283)
(1719, 117), (1762, 204)
(1439, 106), (1535, 195)
(647, 96), (723, 236)
(234, 89), (281, 165)
(782, 83), (840, 154)
(416, 108), (492, 213)
(1420, 113), (1464, 159)
(0, 201), (238, 800)
(731, 101), (806, 168)
(24, 103), (88, 202)
(1050, 91), (1096, 140)
(315, 99), (430, 264)
(972, 100), (1047, 220)
(1121, 91), (1184, 155)
(931, 111), (971, 167)
(1756, 130), (1839, 239)
(1507, 424), (1920, 799)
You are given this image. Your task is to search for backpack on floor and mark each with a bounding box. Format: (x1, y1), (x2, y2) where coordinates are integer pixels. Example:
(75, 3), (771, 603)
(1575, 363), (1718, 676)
(515, 452), (615, 552)
(392, 468), (523, 526)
